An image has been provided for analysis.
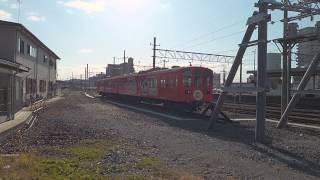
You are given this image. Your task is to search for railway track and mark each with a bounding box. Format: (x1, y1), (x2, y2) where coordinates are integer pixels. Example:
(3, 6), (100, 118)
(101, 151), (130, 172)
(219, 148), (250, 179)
(222, 103), (320, 125)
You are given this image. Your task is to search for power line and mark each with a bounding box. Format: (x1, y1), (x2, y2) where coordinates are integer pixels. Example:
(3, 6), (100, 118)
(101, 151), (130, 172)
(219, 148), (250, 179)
(172, 20), (245, 49)
(182, 30), (246, 50)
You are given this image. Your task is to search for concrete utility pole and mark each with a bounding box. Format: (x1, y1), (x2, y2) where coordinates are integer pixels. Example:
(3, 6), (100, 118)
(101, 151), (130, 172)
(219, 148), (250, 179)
(123, 50), (126, 74)
(17, 0), (21, 23)
(278, 53), (320, 128)
(239, 61), (243, 103)
(86, 64), (88, 91)
(256, 2), (268, 142)
(153, 37), (156, 69)
(253, 49), (256, 73)
(281, 0), (290, 126)
(84, 68), (87, 91)
(113, 57), (116, 65)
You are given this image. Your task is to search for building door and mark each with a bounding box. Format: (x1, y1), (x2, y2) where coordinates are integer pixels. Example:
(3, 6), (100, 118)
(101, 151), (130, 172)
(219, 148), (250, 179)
(14, 77), (23, 113)
(0, 72), (10, 123)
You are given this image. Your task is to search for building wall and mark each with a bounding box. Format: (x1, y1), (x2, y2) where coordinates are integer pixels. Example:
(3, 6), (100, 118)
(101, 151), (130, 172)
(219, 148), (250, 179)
(15, 31), (57, 104)
(296, 22), (320, 90)
(0, 26), (15, 62)
(267, 53), (281, 70)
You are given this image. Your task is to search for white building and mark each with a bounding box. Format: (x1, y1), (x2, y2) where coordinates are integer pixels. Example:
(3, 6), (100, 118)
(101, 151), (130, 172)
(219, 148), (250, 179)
(296, 22), (320, 89)
(0, 20), (60, 119)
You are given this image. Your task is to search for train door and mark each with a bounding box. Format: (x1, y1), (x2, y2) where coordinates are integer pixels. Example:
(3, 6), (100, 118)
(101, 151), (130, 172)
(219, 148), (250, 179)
(182, 68), (193, 101)
(148, 76), (158, 97)
(141, 76), (148, 96)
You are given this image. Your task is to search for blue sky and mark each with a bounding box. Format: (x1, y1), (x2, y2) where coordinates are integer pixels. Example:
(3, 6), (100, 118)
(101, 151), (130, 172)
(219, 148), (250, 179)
(0, 0), (318, 80)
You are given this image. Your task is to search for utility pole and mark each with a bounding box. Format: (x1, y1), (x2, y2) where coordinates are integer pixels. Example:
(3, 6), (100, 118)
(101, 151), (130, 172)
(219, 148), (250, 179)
(80, 74), (83, 90)
(222, 68), (226, 86)
(153, 37), (156, 69)
(113, 57), (116, 65)
(239, 60), (243, 103)
(88, 68), (90, 89)
(256, 2), (268, 142)
(84, 68), (86, 91)
(151, 37), (160, 69)
(17, 0), (21, 23)
(281, 0), (289, 126)
(162, 59), (168, 68)
(253, 49), (256, 72)
(86, 64), (88, 92)
(123, 50), (126, 74)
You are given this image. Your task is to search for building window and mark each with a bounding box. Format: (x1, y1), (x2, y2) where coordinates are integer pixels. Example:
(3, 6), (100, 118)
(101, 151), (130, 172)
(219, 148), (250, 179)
(26, 44), (37, 58)
(27, 44), (31, 55)
(49, 60), (54, 68)
(18, 38), (25, 54)
(26, 78), (37, 94)
(39, 80), (46, 92)
(43, 55), (48, 63)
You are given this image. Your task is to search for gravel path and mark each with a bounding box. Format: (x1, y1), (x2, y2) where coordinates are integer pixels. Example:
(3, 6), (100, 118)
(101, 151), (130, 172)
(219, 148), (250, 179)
(1, 90), (320, 179)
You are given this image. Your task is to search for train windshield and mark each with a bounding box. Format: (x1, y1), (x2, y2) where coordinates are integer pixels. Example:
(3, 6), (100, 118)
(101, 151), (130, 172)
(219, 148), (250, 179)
(195, 70), (202, 88)
(183, 69), (192, 88)
(203, 71), (212, 88)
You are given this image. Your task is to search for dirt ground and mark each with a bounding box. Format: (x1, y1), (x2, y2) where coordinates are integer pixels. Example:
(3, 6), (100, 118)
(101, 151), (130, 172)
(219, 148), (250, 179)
(0, 90), (320, 179)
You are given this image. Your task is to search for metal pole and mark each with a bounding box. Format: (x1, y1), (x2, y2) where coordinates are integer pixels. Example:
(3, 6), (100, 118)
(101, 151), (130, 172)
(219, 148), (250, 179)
(123, 50), (126, 74)
(281, 0), (289, 126)
(86, 64), (88, 92)
(84, 68), (86, 92)
(239, 61), (243, 103)
(208, 22), (256, 129)
(256, 2), (268, 142)
(277, 53), (320, 128)
(18, 0), (21, 23)
(313, 74), (316, 90)
(153, 37), (156, 69)
(288, 50), (292, 97)
(253, 49), (256, 72)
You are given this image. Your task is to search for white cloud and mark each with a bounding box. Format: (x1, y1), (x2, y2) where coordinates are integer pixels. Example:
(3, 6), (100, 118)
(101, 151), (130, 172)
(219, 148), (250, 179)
(66, 9), (74, 14)
(58, 0), (106, 13)
(26, 12), (46, 22)
(10, 3), (18, 9)
(58, 64), (106, 80)
(0, 9), (11, 21)
(27, 15), (46, 22)
(78, 48), (94, 54)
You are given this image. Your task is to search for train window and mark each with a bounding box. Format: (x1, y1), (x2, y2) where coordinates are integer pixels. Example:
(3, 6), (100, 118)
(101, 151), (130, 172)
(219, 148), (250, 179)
(206, 77), (210, 87)
(203, 71), (212, 88)
(183, 69), (192, 88)
(195, 70), (202, 88)
(176, 77), (178, 87)
(183, 77), (192, 88)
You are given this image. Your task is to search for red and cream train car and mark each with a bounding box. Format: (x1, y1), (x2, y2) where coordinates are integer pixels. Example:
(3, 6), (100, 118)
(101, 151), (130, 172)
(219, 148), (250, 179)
(97, 67), (214, 111)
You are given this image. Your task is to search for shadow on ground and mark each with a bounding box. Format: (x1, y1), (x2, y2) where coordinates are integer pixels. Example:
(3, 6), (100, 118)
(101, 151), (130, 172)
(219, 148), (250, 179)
(99, 97), (320, 178)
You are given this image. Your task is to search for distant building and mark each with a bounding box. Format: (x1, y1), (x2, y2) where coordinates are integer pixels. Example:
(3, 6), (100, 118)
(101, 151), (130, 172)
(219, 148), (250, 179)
(106, 57), (135, 77)
(295, 22), (320, 89)
(0, 20), (60, 122)
(88, 73), (106, 87)
(212, 73), (221, 89)
(267, 53), (281, 70)
(247, 53), (282, 96)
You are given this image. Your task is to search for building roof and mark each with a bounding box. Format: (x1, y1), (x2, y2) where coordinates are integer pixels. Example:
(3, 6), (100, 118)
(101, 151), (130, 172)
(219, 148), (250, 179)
(0, 20), (60, 60)
(0, 58), (29, 72)
(247, 68), (320, 77)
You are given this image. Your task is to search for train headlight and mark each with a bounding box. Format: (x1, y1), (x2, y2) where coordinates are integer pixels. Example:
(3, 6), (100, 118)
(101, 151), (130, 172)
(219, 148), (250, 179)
(193, 90), (203, 101)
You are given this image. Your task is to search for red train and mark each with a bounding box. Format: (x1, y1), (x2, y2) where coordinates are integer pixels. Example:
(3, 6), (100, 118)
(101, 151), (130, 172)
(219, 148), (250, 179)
(97, 67), (214, 111)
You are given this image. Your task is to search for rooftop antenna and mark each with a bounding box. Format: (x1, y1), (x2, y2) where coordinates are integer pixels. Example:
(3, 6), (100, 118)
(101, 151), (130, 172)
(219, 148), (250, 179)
(17, 0), (21, 23)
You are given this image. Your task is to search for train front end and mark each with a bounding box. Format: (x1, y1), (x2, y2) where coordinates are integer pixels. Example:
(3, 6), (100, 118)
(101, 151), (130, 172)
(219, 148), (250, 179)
(179, 67), (213, 111)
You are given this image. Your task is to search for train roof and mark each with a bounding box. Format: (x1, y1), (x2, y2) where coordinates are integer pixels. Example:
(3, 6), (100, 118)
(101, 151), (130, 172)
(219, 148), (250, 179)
(138, 66), (212, 76)
(99, 66), (212, 81)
